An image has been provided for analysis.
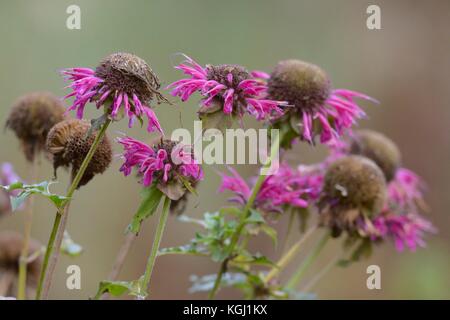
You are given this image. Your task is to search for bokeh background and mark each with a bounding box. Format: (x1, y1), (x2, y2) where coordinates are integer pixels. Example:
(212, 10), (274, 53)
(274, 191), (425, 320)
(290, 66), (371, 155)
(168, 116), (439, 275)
(0, 0), (449, 299)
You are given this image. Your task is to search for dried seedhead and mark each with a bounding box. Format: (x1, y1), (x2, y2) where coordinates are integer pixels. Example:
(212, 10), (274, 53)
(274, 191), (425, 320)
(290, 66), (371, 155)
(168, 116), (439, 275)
(46, 119), (112, 188)
(349, 130), (401, 182)
(5, 92), (66, 162)
(319, 155), (387, 237)
(0, 231), (42, 297)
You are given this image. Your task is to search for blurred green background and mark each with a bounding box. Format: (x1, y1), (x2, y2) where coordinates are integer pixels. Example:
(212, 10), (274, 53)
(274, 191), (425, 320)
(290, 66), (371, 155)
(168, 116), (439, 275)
(0, 0), (449, 299)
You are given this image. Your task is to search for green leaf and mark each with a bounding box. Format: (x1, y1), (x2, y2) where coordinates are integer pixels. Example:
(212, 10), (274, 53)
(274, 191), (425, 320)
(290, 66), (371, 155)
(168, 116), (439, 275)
(158, 243), (208, 257)
(94, 277), (147, 299)
(127, 185), (163, 235)
(260, 224), (278, 247)
(246, 209), (265, 224)
(60, 231), (83, 257)
(1, 181), (68, 211)
(219, 207), (242, 217)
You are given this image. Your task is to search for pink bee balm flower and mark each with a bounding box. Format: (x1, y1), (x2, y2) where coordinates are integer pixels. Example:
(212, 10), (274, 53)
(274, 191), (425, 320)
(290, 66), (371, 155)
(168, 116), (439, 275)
(62, 52), (168, 133)
(117, 136), (203, 200)
(265, 60), (377, 145)
(372, 213), (436, 252)
(167, 55), (287, 122)
(387, 168), (426, 213)
(219, 164), (320, 213)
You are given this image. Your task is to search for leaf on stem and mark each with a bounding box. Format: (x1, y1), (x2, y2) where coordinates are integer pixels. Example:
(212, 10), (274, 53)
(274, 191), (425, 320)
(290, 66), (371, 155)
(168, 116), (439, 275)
(94, 277), (147, 299)
(0, 181), (68, 210)
(127, 184), (163, 235)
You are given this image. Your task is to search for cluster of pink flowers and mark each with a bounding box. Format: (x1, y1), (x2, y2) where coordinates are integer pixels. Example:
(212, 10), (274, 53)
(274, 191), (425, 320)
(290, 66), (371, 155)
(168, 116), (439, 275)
(62, 68), (163, 133)
(371, 213), (436, 252)
(167, 56), (287, 121)
(219, 164), (322, 213)
(117, 136), (203, 187)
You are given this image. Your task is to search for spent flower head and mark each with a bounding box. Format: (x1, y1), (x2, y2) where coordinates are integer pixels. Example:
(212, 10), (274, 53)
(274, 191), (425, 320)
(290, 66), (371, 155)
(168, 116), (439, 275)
(62, 52), (168, 133)
(264, 59), (377, 146)
(46, 119), (113, 188)
(117, 136), (203, 200)
(0, 231), (42, 298)
(318, 155), (387, 237)
(5, 92), (66, 162)
(167, 55), (287, 129)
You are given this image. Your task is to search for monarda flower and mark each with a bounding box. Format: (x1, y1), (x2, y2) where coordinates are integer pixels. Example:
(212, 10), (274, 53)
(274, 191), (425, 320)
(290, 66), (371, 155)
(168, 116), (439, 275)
(5, 92), (66, 162)
(117, 136), (203, 200)
(219, 164), (321, 214)
(62, 52), (168, 133)
(265, 59), (377, 146)
(167, 55), (287, 129)
(0, 163), (21, 217)
(0, 231), (42, 298)
(46, 119), (113, 188)
(371, 212), (436, 252)
(318, 155), (387, 237)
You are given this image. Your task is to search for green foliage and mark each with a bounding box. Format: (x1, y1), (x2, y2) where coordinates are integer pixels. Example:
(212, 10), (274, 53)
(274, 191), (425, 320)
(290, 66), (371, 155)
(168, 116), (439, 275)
(0, 181), (68, 210)
(94, 277), (147, 299)
(127, 184), (163, 235)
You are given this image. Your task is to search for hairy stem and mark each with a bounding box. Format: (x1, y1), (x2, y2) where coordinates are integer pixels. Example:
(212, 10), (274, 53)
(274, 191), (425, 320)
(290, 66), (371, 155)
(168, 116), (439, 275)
(35, 119), (111, 300)
(208, 130), (281, 300)
(286, 231), (330, 290)
(17, 159), (38, 300)
(264, 226), (316, 284)
(140, 196), (171, 298)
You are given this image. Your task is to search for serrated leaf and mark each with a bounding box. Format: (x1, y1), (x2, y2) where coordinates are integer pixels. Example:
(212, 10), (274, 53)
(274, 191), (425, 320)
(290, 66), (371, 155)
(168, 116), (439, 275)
(1, 181), (68, 211)
(94, 277), (147, 299)
(158, 243), (207, 257)
(127, 185), (163, 235)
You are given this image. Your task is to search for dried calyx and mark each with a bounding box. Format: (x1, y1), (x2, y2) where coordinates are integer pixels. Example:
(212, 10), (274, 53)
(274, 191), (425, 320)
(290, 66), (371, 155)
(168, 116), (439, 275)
(5, 92), (66, 162)
(319, 155), (387, 237)
(46, 119), (112, 188)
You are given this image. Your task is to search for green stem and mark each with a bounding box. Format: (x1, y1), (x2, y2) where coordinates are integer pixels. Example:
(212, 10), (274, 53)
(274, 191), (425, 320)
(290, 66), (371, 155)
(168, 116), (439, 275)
(208, 130), (281, 300)
(300, 254), (339, 293)
(17, 159), (38, 300)
(263, 226), (316, 284)
(35, 119), (111, 300)
(141, 196), (171, 297)
(286, 231), (330, 290)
